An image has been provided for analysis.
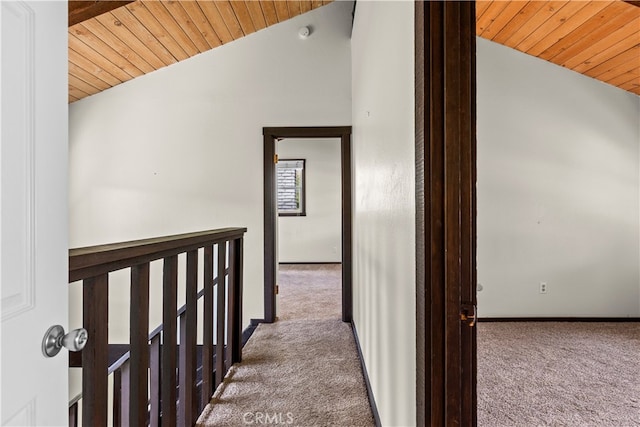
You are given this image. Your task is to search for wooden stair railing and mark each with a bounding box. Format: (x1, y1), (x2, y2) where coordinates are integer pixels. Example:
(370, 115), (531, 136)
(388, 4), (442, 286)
(67, 228), (246, 427)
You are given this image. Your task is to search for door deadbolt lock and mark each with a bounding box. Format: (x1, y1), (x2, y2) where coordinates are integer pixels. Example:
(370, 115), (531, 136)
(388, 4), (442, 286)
(42, 325), (88, 358)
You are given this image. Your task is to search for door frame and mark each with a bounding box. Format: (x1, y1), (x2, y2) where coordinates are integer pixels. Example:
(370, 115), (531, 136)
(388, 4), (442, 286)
(415, 1), (477, 425)
(263, 126), (352, 323)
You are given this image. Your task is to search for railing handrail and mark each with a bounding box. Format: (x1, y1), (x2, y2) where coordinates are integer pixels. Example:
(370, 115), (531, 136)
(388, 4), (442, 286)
(69, 227), (246, 426)
(69, 227), (247, 282)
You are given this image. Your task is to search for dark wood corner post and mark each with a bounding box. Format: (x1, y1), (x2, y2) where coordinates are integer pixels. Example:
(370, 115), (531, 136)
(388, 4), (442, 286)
(263, 131), (278, 323)
(340, 132), (353, 323)
(263, 127), (353, 324)
(415, 1), (477, 426)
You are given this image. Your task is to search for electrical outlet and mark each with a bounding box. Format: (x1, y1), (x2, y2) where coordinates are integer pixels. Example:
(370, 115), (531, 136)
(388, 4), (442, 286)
(539, 282), (547, 294)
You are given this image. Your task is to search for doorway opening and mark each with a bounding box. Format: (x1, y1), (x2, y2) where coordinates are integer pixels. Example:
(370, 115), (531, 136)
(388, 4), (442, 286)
(276, 138), (342, 321)
(263, 126), (352, 324)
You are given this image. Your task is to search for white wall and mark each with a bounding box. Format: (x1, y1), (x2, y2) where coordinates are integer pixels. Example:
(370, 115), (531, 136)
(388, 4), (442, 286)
(352, 2), (416, 426)
(277, 138), (341, 263)
(477, 37), (640, 317)
(68, 1), (353, 339)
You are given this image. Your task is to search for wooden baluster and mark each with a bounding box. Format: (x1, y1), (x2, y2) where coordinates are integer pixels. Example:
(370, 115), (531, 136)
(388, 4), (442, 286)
(130, 263), (150, 426)
(179, 250), (198, 426)
(226, 240), (236, 371)
(82, 274), (109, 426)
(121, 361), (131, 426)
(150, 334), (161, 427)
(215, 242), (227, 386)
(162, 256), (178, 427)
(231, 238), (244, 363)
(68, 402), (78, 427)
(113, 369), (122, 427)
(202, 245), (215, 408)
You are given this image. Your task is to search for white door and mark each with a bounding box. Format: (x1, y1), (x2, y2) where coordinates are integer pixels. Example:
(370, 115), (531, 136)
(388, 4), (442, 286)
(1, 1), (69, 425)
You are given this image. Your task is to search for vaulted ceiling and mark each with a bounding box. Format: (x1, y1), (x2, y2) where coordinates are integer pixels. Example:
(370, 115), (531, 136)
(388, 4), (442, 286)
(477, 0), (640, 96)
(68, 1), (640, 103)
(68, 1), (333, 102)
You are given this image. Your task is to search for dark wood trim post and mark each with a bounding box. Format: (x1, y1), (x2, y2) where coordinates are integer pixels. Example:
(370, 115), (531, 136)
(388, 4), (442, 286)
(415, 1), (477, 425)
(264, 133), (277, 323)
(341, 132), (353, 323)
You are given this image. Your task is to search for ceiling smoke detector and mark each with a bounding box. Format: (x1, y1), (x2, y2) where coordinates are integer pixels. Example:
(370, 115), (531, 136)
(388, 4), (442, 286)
(298, 26), (310, 39)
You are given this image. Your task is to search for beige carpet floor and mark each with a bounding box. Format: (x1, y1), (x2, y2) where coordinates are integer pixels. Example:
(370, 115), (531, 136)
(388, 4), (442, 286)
(478, 322), (640, 427)
(197, 264), (375, 427)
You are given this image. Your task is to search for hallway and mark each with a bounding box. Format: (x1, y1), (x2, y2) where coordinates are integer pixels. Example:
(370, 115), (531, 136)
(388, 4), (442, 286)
(197, 265), (375, 426)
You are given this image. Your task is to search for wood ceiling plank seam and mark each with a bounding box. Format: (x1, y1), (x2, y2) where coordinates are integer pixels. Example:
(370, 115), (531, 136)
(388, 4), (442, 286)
(82, 18), (154, 75)
(475, 1), (494, 21)
(69, 94), (80, 103)
(179, 1), (222, 49)
(73, 21), (147, 77)
(619, 77), (640, 91)
(68, 28), (138, 81)
(476, 1), (511, 37)
(630, 87), (640, 95)
(95, 12), (166, 71)
(162, 1), (212, 53)
(613, 80), (640, 92)
(68, 46), (123, 86)
(141, 1), (200, 57)
(300, 1), (313, 14)
(245, 1), (268, 32)
(229, 1), (257, 36)
(491, 2), (548, 45)
(68, 84), (91, 101)
(67, 70), (108, 96)
(129, 2), (188, 61)
(583, 43), (640, 78)
(522, 1), (593, 56)
(111, 6), (177, 67)
(542, 1), (632, 62)
(611, 70), (640, 87)
(589, 46), (640, 79)
(527, 1), (612, 58)
(570, 30), (640, 74)
(478, 1), (528, 40)
(506, 1), (568, 50)
(288, 1), (303, 18)
(613, 66), (640, 79)
(196, 1), (234, 44)
(69, 25), (134, 81)
(214, 1), (245, 39)
(68, 60), (114, 90)
(260, 1), (280, 27)
(68, 73), (102, 96)
(274, 0), (291, 21)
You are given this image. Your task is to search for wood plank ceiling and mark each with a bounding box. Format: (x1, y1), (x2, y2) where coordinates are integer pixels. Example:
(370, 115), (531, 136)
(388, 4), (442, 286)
(68, 1), (640, 103)
(477, 0), (640, 96)
(68, 1), (333, 103)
